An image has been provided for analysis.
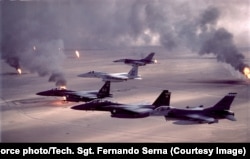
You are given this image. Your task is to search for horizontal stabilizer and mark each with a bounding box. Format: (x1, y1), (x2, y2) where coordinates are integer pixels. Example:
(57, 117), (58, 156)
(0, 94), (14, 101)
(225, 115), (236, 121)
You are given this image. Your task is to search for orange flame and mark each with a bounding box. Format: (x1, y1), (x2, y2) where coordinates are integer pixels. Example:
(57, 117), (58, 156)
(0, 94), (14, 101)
(243, 67), (250, 79)
(17, 68), (22, 74)
(63, 96), (67, 101)
(59, 85), (67, 90)
(75, 50), (80, 58)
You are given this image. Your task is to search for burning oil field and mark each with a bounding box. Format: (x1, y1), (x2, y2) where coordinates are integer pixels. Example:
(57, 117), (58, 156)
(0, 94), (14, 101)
(243, 67), (250, 79)
(1, 0), (249, 84)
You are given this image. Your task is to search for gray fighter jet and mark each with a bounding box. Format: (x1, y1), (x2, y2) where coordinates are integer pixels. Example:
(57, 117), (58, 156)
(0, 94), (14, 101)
(71, 90), (171, 118)
(113, 52), (157, 66)
(36, 81), (112, 102)
(152, 92), (237, 124)
(77, 65), (141, 82)
(72, 90), (237, 124)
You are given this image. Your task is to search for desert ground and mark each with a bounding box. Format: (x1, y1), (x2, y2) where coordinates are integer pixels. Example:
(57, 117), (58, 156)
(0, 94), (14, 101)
(1, 47), (249, 142)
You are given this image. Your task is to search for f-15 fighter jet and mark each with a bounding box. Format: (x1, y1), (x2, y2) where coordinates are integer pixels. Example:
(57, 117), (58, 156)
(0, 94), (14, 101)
(77, 65), (141, 82)
(36, 81), (112, 102)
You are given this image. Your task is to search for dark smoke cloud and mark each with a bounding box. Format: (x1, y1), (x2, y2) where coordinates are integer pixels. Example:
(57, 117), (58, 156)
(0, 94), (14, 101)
(199, 28), (245, 71)
(1, 0), (249, 80)
(199, 6), (220, 28)
(1, 0), (66, 86)
(49, 72), (67, 86)
(195, 7), (248, 73)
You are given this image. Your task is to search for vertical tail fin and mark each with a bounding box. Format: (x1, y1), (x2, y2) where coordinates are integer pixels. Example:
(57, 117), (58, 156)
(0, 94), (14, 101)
(210, 93), (237, 110)
(97, 81), (111, 98)
(152, 90), (171, 107)
(128, 65), (141, 79)
(143, 52), (155, 61)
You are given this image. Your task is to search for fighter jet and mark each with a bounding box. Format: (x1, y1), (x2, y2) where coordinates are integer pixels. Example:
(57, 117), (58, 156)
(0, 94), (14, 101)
(72, 90), (237, 124)
(151, 92), (237, 124)
(71, 90), (171, 118)
(77, 65), (141, 82)
(36, 81), (112, 102)
(113, 52), (157, 66)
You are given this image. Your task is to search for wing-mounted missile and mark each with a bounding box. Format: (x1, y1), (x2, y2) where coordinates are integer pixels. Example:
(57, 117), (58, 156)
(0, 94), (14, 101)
(186, 105), (204, 109)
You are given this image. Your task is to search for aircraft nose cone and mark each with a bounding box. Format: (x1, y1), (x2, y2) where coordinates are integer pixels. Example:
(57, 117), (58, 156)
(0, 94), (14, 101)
(36, 91), (47, 96)
(78, 71), (95, 77)
(78, 73), (88, 77)
(113, 59), (124, 62)
(36, 90), (57, 96)
(71, 105), (83, 110)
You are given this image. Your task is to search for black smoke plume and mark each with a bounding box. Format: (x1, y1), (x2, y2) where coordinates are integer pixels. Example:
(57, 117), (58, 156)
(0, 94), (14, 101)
(1, 1), (248, 80)
(1, 1), (66, 86)
(197, 7), (247, 74)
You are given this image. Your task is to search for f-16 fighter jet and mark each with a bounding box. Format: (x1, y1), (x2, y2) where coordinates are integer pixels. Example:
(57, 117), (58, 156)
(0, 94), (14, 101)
(113, 52), (157, 66)
(36, 81), (112, 102)
(77, 65), (141, 82)
(151, 92), (237, 124)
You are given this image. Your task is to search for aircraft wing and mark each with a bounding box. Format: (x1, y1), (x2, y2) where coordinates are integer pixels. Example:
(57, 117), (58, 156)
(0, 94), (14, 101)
(107, 74), (128, 80)
(105, 105), (152, 114)
(66, 91), (97, 99)
(185, 114), (218, 123)
(70, 90), (97, 95)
